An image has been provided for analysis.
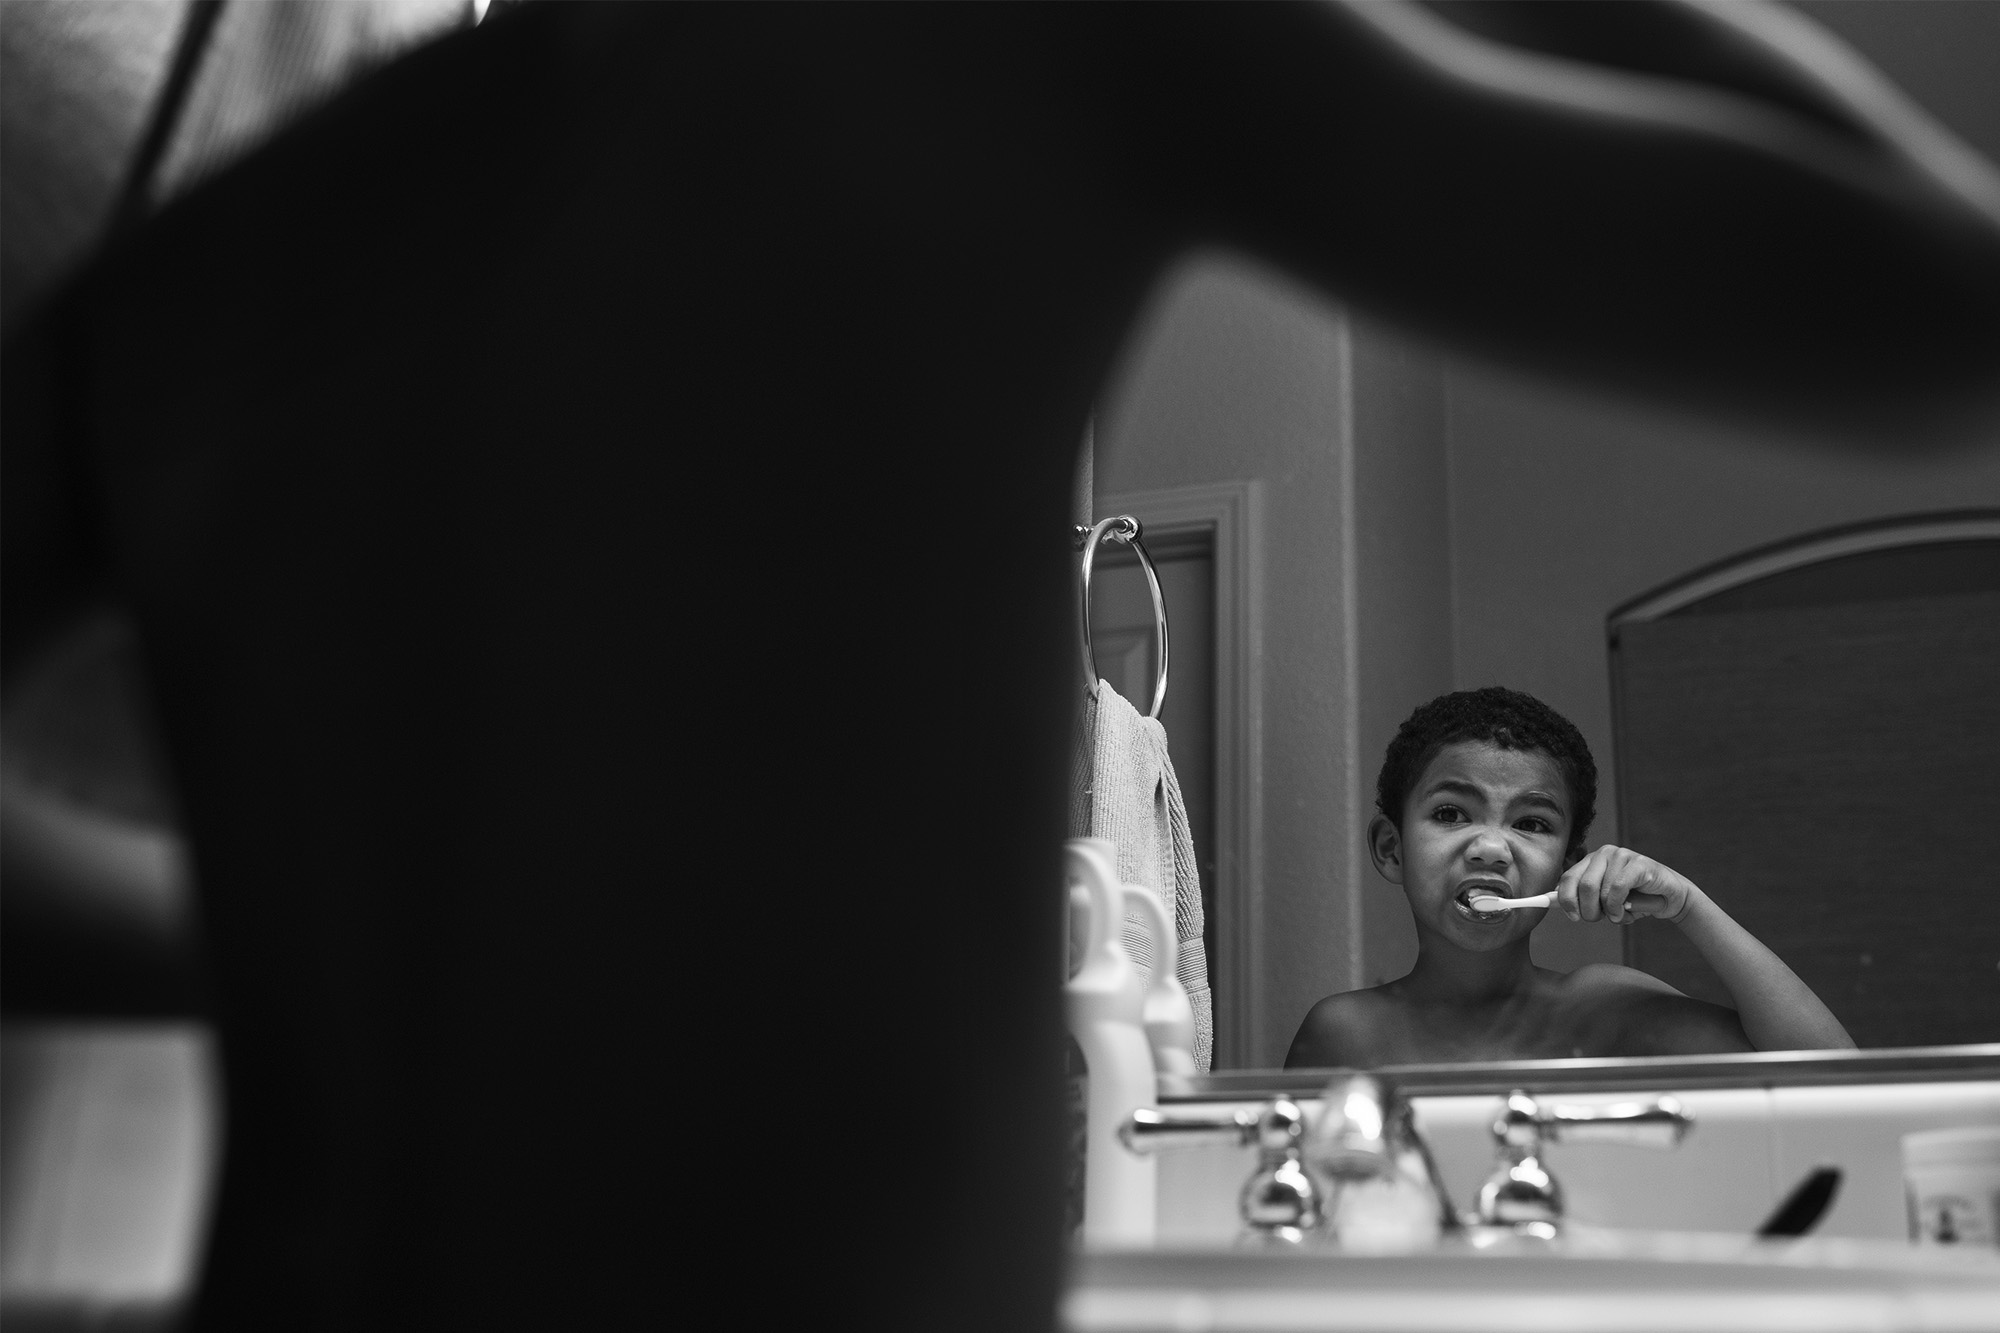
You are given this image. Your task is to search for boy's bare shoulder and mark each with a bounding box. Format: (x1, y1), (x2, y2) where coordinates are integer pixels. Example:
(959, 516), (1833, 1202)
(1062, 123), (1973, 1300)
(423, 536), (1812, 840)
(1560, 962), (1686, 999)
(1285, 985), (1406, 1069)
(1557, 963), (1754, 1056)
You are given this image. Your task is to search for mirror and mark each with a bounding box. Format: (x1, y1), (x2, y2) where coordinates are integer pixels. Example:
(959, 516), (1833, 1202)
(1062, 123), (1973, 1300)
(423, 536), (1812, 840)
(1071, 4), (2000, 1077)
(1090, 249), (2000, 1071)
(1088, 240), (2000, 1071)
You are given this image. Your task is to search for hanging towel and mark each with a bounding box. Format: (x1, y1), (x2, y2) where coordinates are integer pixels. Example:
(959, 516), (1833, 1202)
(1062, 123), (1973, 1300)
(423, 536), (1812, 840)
(1068, 678), (1213, 1071)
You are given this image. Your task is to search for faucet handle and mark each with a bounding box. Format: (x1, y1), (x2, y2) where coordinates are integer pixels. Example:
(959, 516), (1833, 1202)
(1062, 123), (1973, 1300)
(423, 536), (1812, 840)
(1495, 1089), (1692, 1152)
(1542, 1094), (1691, 1149)
(1237, 1098), (1320, 1240)
(1119, 1106), (1260, 1153)
(1116, 1100), (1321, 1240)
(1480, 1090), (1694, 1233)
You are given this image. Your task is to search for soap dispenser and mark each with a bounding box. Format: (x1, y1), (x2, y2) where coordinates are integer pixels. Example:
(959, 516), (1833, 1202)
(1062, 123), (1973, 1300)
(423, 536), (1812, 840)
(1063, 837), (1157, 1246)
(1121, 882), (1198, 1077)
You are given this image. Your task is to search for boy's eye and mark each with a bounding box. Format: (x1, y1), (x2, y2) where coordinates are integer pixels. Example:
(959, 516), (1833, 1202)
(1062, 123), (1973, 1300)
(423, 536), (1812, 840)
(1430, 805), (1465, 824)
(1514, 816), (1555, 834)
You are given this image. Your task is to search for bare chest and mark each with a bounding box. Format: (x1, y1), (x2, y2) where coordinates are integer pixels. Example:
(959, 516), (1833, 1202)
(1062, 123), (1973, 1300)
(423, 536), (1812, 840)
(1375, 993), (1634, 1065)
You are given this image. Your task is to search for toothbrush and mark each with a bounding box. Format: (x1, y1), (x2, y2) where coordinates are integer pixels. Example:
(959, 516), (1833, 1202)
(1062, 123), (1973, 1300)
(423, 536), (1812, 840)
(1467, 890), (1556, 912)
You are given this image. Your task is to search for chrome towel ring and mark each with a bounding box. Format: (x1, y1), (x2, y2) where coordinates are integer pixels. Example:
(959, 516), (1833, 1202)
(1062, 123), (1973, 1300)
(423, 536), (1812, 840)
(1076, 515), (1169, 720)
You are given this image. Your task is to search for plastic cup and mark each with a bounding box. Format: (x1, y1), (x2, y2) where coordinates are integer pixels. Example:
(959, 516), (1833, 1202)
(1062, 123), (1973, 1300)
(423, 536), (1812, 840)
(1903, 1126), (2000, 1247)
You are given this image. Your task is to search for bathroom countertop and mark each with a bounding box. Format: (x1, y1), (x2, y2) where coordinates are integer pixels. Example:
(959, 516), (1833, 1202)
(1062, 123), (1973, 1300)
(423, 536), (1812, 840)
(1066, 1231), (2000, 1333)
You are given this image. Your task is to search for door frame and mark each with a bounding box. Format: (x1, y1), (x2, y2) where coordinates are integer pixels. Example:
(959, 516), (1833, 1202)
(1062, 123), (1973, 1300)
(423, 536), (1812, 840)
(1607, 510), (2000, 628)
(1098, 481), (1261, 1069)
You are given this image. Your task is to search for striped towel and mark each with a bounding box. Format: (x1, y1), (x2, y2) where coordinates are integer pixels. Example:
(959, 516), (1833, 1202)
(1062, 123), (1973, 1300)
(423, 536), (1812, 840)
(1068, 678), (1212, 1071)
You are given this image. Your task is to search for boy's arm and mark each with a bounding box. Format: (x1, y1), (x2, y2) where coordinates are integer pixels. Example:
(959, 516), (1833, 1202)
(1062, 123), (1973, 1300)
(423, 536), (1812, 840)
(1670, 892), (1855, 1050)
(1558, 847), (1856, 1052)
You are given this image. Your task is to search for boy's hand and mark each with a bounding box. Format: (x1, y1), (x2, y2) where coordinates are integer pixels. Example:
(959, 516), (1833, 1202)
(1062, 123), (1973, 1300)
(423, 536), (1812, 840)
(1557, 845), (1701, 926)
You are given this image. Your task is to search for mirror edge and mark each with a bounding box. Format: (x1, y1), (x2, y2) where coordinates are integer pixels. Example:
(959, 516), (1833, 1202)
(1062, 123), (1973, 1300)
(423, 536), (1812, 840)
(1160, 1044), (2000, 1101)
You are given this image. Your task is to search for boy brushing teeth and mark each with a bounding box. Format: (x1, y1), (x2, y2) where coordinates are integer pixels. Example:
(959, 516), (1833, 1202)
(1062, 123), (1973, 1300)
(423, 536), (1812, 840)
(1286, 688), (1853, 1067)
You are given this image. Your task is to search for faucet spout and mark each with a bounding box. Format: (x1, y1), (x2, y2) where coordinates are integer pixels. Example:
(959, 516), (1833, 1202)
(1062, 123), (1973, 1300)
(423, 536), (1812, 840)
(1305, 1072), (1464, 1235)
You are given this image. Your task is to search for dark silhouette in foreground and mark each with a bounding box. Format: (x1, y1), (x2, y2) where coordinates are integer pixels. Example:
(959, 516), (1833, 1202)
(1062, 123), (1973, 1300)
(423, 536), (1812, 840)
(6, 4), (1999, 1328)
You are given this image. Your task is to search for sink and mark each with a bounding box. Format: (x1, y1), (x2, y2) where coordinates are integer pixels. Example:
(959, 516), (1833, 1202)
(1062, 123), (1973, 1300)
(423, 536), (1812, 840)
(1153, 1079), (2000, 1243)
(1098, 1058), (2000, 1333)
(1067, 1231), (2000, 1332)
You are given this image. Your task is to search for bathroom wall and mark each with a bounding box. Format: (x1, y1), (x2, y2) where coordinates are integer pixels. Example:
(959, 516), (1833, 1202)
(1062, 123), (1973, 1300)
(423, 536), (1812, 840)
(1349, 326), (1453, 993)
(1097, 255), (1353, 1068)
(1418, 0), (2000, 979)
(1439, 366), (2000, 977)
(1097, 256), (1455, 1067)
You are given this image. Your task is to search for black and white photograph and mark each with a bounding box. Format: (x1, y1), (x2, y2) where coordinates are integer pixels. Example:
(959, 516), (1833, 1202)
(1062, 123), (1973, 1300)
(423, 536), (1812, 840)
(4, 2), (1999, 1330)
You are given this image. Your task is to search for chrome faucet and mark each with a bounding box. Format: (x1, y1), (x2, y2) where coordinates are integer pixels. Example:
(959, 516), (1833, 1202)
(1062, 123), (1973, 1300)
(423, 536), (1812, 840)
(1123, 1098), (1322, 1240)
(1305, 1073), (1462, 1238)
(1478, 1089), (1692, 1234)
(1122, 1076), (1694, 1243)
(1120, 1073), (1457, 1242)
(1237, 1098), (1322, 1239)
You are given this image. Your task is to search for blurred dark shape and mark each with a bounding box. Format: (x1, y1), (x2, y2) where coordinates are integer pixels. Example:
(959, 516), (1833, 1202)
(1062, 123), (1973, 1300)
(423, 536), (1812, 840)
(1757, 1165), (1843, 1237)
(5, 3), (1999, 1329)
(0, 0), (185, 338)
(2, 610), (204, 1018)
(0, 0), (467, 338)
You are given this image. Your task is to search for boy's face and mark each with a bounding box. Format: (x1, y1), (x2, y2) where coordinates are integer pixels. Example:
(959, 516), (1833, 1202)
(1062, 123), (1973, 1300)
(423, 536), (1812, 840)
(1369, 740), (1575, 951)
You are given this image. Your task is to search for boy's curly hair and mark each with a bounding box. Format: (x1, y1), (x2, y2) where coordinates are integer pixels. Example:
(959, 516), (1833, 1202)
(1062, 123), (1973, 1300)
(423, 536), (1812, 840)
(1375, 687), (1597, 860)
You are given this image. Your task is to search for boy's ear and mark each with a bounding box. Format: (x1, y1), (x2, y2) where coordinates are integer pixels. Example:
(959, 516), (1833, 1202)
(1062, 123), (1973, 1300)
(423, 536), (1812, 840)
(1367, 814), (1404, 885)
